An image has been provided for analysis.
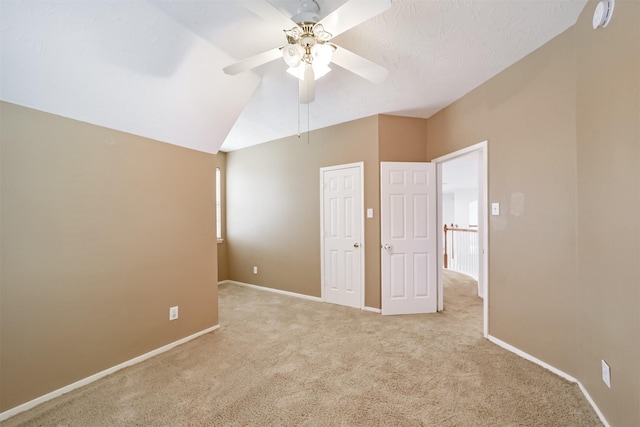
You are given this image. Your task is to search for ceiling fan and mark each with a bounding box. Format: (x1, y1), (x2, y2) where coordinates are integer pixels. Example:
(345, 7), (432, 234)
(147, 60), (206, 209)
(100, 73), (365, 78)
(223, 0), (392, 104)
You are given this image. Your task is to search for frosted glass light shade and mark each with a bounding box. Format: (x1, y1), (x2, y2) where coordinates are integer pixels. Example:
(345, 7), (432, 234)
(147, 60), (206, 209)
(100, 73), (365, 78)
(282, 43), (305, 68)
(311, 43), (333, 67)
(312, 63), (331, 79)
(287, 63), (331, 81)
(287, 65), (305, 80)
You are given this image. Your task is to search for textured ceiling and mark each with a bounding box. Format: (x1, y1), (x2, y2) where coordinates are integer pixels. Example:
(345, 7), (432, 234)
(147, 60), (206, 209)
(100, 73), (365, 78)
(0, 0), (588, 154)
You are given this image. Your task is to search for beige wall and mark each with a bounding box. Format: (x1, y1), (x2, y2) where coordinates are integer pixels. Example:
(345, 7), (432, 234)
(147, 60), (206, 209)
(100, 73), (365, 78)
(225, 115), (430, 309)
(216, 151), (229, 282)
(575, 1), (640, 426)
(226, 116), (382, 307)
(426, 1), (639, 425)
(427, 19), (579, 373)
(378, 115), (428, 162)
(0, 102), (219, 412)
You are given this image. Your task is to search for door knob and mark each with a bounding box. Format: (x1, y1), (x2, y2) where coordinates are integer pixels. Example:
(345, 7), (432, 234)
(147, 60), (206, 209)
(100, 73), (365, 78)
(383, 244), (391, 250)
(353, 243), (360, 248)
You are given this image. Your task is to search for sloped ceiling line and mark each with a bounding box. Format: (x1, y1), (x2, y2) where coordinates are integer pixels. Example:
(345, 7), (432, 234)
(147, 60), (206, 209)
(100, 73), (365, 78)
(0, 0), (587, 153)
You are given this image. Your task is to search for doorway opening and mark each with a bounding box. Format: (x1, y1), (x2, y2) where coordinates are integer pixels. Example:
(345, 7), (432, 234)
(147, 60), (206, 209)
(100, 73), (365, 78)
(433, 141), (488, 338)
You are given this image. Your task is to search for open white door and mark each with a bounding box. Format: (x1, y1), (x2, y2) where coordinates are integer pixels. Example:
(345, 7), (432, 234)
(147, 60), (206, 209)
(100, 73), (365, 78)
(320, 163), (364, 309)
(381, 162), (437, 315)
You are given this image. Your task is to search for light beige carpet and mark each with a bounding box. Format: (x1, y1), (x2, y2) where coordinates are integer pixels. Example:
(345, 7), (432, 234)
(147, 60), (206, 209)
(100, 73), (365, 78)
(2, 270), (602, 426)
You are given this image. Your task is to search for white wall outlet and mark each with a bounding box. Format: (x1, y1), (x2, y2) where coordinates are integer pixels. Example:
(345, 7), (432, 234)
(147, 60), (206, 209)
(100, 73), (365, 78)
(253, 266), (258, 274)
(367, 208), (374, 218)
(169, 306), (179, 321)
(491, 202), (500, 216)
(602, 360), (611, 388)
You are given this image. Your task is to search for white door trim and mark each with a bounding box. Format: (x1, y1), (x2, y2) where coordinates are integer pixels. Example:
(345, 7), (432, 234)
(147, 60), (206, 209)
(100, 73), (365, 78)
(432, 141), (489, 338)
(319, 162), (365, 309)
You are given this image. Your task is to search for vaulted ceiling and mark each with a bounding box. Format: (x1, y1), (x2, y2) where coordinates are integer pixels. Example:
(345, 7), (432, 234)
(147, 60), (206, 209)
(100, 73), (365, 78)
(1, 0), (587, 154)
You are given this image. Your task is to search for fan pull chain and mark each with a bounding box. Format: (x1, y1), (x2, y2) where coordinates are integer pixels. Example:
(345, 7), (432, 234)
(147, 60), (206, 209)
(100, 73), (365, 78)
(307, 96), (310, 144)
(297, 78), (311, 143)
(297, 94), (301, 138)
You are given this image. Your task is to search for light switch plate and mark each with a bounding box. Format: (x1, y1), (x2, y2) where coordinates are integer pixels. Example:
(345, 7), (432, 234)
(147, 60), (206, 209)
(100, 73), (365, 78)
(602, 360), (611, 388)
(491, 203), (500, 216)
(367, 208), (374, 218)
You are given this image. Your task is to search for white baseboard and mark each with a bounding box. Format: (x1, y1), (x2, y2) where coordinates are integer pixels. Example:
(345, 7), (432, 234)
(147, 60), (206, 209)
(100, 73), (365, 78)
(220, 280), (383, 314)
(487, 335), (610, 427)
(0, 324), (220, 422)
(488, 335), (576, 382)
(220, 280), (323, 302)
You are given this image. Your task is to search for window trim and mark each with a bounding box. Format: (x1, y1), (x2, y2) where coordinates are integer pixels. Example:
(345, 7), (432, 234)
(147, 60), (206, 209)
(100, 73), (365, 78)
(216, 167), (223, 242)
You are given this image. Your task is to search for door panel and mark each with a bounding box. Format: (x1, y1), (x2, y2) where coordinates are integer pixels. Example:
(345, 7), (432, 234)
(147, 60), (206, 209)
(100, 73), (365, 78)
(381, 162), (437, 315)
(390, 194), (405, 238)
(414, 195), (429, 238)
(321, 163), (363, 308)
(414, 253), (429, 296)
(390, 254), (406, 298)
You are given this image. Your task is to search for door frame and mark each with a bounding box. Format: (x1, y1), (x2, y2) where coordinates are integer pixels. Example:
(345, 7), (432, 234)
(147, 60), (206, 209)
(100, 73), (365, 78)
(432, 141), (489, 338)
(319, 162), (365, 309)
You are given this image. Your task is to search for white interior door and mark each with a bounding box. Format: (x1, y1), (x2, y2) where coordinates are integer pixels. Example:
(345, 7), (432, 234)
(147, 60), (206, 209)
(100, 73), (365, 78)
(381, 162), (437, 315)
(321, 163), (364, 309)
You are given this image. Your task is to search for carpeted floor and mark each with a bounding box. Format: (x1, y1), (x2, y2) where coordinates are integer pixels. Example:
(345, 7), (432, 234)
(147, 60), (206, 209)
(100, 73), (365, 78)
(2, 270), (602, 426)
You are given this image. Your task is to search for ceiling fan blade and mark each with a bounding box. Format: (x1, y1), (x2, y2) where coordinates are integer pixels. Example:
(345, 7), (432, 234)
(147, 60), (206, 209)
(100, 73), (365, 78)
(223, 47), (282, 75)
(239, 0), (297, 30)
(331, 46), (388, 84)
(318, 0), (391, 38)
(299, 64), (315, 104)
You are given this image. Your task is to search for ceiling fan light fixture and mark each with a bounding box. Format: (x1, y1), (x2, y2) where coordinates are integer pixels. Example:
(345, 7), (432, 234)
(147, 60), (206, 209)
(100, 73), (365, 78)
(311, 43), (334, 67)
(312, 24), (332, 42)
(283, 43), (305, 68)
(312, 63), (331, 79)
(284, 26), (303, 41)
(286, 66), (303, 80)
(286, 63), (331, 81)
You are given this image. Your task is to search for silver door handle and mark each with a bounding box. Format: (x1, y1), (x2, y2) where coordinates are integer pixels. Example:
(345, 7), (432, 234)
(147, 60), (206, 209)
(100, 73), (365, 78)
(382, 244), (391, 250)
(353, 243), (360, 248)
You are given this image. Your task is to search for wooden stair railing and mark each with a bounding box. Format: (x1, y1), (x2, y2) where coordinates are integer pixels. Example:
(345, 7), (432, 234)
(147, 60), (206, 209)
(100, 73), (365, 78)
(443, 224), (478, 271)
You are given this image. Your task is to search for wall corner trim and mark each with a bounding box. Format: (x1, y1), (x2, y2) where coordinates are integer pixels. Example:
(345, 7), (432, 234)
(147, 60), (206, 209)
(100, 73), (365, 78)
(0, 324), (221, 422)
(487, 335), (610, 427)
(220, 280), (323, 302)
